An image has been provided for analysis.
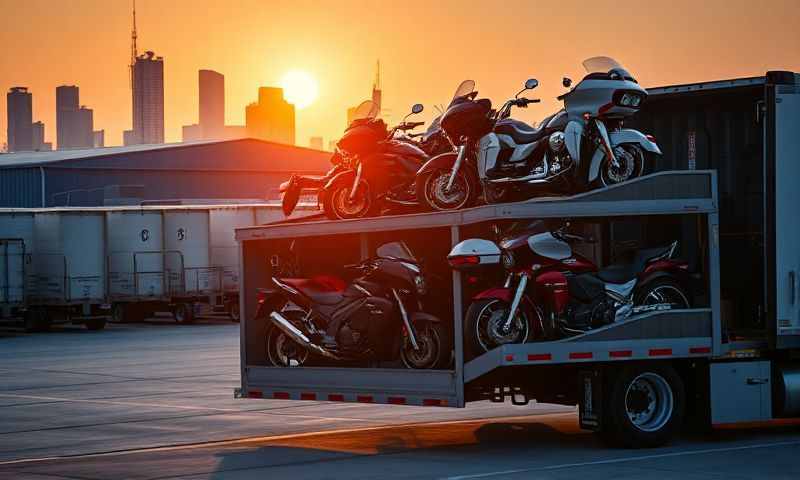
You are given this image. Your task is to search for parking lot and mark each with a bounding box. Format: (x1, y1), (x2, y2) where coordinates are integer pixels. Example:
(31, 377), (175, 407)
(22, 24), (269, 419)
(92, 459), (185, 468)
(1, 318), (799, 479)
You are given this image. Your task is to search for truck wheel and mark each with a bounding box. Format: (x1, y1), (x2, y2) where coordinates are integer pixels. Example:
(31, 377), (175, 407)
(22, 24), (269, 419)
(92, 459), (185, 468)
(227, 301), (240, 323)
(85, 318), (107, 331)
(112, 303), (144, 323)
(605, 364), (685, 448)
(24, 309), (50, 333)
(173, 303), (195, 324)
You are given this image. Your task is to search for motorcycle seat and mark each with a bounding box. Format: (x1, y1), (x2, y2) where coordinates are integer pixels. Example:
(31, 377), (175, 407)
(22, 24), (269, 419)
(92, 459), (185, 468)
(596, 245), (675, 284)
(281, 276), (347, 305)
(494, 119), (548, 144)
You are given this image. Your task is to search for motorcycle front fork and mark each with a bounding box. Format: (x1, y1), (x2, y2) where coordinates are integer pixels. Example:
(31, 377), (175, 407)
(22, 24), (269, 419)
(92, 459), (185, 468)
(392, 289), (420, 351)
(503, 273), (529, 333)
(445, 145), (467, 192)
(348, 162), (363, 201)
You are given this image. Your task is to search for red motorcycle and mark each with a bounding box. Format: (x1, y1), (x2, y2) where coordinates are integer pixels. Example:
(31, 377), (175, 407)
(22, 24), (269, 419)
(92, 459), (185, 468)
(448, 220), (691, 357)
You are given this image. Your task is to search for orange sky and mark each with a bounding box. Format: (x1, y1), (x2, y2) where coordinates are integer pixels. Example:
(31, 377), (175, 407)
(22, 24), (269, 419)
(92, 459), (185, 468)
(1, 0), (799, 150)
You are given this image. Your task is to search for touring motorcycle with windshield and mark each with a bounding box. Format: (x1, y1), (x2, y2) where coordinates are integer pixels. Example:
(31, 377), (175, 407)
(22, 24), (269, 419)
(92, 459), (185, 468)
(281, 101), (450, 219)
(260, 241), (450, 369)
(417, 57), (661, 211)
(447, 221), (691, 358)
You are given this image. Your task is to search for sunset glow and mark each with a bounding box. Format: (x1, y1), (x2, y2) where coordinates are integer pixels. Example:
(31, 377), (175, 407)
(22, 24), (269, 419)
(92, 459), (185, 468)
(280, 70), (319, 109)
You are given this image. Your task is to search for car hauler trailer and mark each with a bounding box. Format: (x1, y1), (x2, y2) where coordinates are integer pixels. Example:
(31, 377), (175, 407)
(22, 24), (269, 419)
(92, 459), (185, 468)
(235, 71), (800, 446)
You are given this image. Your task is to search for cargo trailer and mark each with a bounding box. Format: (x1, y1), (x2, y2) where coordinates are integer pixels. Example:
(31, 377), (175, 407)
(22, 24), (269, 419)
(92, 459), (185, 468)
(0, 210), (34, 327)
(236, 71), (800, 447)
(27, 209), (109, 330)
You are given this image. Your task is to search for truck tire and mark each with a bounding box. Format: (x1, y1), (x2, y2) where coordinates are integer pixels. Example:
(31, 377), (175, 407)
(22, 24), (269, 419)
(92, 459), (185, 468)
(112, 303), (144, 323)
(605, 364), (685, 448)
(24, 309), (50, 333)
(227, 301), (240, 323)
(85, 318), (107, 331)
(173, 303), (195, 324)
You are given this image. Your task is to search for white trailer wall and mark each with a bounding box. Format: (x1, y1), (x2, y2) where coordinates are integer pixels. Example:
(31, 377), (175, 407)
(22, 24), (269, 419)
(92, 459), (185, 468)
(33, 211), (105, 302)
(163, 210), (216, 295)
(210, 207), (257, 293)
(0, 211), (34, 305)
(107, 210), (165, 298)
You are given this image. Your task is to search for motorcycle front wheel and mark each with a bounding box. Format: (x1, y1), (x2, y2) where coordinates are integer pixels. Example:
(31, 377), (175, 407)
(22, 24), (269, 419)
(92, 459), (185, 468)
(418, 168), (479, 212)
(322, 178), (377, 220)
(599, 143), (646, 187)
(464, 298), (534, 360)
(400, 322), (451, 369)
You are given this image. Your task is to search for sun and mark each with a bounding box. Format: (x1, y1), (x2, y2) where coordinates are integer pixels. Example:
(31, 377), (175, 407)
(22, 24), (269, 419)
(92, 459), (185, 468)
(280, 70), (319, 109)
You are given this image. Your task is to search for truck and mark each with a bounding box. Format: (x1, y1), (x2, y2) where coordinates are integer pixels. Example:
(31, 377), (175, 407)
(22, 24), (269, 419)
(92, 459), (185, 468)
(232, 70), (799, 446)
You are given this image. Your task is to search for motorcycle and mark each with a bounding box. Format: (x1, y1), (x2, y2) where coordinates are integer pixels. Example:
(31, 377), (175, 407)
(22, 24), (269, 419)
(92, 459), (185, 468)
(447, 220), (691, 358)
(280, 100), (449, 220)
(261, 241), (451, 369)
(417, 56), (661, 211)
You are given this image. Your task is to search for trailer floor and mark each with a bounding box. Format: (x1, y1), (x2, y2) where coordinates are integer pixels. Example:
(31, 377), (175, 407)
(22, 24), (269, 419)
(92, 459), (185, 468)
(1, 318), (798, 479)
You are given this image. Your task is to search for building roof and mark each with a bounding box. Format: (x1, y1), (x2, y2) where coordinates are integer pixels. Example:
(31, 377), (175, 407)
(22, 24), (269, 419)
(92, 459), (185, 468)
(0, 138), (327, 169)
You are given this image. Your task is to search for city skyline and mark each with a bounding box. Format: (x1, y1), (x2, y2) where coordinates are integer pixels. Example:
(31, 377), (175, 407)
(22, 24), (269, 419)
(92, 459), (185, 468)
(1, 0), (799, 150)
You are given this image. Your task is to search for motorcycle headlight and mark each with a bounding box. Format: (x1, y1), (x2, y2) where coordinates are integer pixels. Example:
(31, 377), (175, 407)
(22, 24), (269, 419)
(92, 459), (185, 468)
(414, 275), (427, 296)
(501, 250), (515, 270)
(630, 95), (642, 107)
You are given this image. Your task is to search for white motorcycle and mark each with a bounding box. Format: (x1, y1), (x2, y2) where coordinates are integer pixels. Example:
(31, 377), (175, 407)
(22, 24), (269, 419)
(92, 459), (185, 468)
(417, 56), (662, 209)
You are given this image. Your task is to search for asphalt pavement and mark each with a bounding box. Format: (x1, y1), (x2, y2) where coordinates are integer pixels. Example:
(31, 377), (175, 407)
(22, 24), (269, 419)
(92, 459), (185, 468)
(0, 316), (798, 479)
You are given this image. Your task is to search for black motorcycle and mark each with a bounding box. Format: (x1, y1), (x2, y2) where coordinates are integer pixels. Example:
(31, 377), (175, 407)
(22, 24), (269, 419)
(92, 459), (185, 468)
(261, 241), (450, 369)
(281, 101), (444, 220)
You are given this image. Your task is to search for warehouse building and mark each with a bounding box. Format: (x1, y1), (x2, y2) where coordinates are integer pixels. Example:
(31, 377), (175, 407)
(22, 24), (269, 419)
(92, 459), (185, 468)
(0, 139), (331, 207)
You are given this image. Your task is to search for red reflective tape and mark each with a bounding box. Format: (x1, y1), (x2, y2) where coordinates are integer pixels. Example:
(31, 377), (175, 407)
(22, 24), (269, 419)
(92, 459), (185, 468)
(300, 393), (316, 401)
(247, 390), (263, 398)
(609, 350), (632, 358)
(527, 353), (552, 361)
(505, 354), (514, 362)
(423, 398), (444, 406)
(690, 346), (711, 354)
(328, 394), (345, 402)
(273, 392), (290, 400)
(649, 348), (673, 357)
(357, 395), (374, 403)
(388, 396), (406, 405)
(569, 352), (593, 360)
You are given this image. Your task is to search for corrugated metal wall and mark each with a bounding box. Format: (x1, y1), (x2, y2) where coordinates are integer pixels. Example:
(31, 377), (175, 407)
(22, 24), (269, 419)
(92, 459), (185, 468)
(0, 167), (41, 207)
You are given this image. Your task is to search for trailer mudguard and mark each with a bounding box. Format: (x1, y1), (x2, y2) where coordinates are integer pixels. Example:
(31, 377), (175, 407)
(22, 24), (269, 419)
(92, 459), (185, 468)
(588, 129), (662, 182)
(417, 152), (458, 176)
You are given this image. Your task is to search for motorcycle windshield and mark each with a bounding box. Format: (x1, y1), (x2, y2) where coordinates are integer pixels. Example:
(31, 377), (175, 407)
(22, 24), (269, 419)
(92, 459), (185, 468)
(423, 115), (442, 140)
(376, 241), (417, 263)
(582, 56), (636, 82)
(350, 100), (379, 124)
(448, 80), (476, 107)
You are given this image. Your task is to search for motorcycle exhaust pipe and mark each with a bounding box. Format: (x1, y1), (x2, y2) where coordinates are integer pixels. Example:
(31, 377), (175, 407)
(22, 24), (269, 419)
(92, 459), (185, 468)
(269, 311), (341, 360)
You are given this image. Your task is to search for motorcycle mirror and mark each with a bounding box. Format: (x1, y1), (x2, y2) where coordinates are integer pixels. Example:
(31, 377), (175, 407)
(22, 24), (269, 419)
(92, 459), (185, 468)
(411, 103), (424, 114)
(525, 78), (539, 90)
(562, 77), (572, 88)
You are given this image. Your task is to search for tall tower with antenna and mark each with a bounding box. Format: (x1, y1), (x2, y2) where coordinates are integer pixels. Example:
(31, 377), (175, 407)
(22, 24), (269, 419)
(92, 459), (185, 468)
(371, 59), (381, 112)
(130, 0), (138, 89)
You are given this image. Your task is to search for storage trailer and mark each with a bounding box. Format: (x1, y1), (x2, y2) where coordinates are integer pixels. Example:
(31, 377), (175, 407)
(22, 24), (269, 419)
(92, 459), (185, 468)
(235, 71), (800, 446)
(0, 210), (34, 325)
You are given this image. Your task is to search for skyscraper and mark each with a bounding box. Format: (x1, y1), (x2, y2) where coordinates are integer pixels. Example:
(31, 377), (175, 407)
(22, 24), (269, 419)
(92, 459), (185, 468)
(131, 51), (165, 145)
(6, 87), (33, 153)
(199, 69), (224, 139)
(56, 85), (94, 149)
(346, 60), (382, 127)
(31, 121), (52, 151)
(245, 87), (295, 145)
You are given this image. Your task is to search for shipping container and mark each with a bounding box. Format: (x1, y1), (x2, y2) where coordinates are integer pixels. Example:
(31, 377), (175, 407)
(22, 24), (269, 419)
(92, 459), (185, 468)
(0, 210), (34, 316)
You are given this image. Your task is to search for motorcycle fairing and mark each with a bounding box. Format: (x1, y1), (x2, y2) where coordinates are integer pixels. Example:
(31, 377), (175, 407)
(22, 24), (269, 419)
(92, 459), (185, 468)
(587, 129), (661, 182)
(564, 120), (583, 169)
(477, 133), (500, 179)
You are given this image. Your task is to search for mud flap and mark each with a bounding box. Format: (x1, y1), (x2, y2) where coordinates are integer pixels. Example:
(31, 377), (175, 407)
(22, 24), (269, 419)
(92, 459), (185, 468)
(579, 369), (603, 431)
(281, 177), (302, 216)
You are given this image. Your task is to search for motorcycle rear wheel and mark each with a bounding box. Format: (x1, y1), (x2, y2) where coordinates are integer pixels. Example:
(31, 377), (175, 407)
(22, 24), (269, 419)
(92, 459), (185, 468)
(634, 278), (690, 310)
(418, 168), (479, 212)
(400, 322), (451, 369)
(265, 313), (311, 367)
